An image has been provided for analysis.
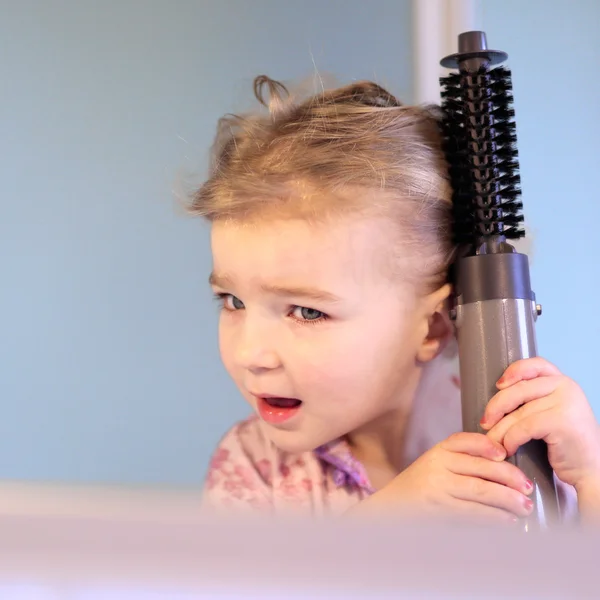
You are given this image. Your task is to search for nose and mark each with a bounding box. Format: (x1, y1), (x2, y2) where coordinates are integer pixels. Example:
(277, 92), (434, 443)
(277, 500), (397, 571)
(233, 316), (282, 373)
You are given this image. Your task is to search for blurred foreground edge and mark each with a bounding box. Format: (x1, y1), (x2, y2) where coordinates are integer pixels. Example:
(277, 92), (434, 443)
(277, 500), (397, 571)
(0, 481), (596, 598)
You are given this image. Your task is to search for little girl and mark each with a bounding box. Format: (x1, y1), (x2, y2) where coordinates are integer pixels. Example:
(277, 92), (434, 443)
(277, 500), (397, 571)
(192, 76), (600, 523)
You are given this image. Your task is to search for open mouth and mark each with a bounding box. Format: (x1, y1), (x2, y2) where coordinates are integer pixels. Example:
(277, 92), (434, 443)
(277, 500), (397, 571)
(261, 397), (302, 408)
(255, 396), (303, 424)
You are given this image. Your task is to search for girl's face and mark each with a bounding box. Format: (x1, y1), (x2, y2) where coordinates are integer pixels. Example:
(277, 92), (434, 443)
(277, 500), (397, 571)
(210, 214), (445, 453)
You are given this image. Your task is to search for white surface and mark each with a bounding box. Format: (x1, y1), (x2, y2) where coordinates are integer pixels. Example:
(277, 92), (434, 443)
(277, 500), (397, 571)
(0, 505), (596, 599)
(412, 0), (445, 104)
(412, 0), (481, 104)
(0, 482), (595, 598)
(0, 481), (204, 523)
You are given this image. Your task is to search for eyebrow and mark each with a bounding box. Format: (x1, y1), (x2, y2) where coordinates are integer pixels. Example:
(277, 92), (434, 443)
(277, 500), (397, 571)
(208, 271), (342, 303)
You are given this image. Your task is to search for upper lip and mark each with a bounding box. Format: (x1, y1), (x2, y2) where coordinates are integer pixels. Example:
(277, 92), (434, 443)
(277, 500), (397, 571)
(250, 392), (296, 399)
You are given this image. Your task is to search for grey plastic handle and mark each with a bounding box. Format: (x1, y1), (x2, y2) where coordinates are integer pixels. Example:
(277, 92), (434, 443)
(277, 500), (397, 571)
(455, 291), (559, 530)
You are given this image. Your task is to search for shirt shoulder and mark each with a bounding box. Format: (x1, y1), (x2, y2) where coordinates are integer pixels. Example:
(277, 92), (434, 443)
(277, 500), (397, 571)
(211, 415), (273, 471)
(201, 416), (275, 513)
(201, 417), (365, 515)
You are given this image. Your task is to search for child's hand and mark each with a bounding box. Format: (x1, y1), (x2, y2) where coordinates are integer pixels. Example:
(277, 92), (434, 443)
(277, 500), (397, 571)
(348, 432), (533, 523)
(481, 357), (600, 495)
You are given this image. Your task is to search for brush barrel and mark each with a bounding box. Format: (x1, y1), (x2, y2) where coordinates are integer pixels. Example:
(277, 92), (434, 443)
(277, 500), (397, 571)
(453, 252), (559, 530)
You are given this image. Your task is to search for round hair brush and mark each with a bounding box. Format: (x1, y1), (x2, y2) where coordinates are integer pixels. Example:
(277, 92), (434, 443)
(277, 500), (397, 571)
(439, 31), (559, 530)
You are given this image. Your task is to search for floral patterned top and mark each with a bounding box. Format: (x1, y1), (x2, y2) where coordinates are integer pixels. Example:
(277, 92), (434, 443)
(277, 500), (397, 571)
(201, 356), (578, 521)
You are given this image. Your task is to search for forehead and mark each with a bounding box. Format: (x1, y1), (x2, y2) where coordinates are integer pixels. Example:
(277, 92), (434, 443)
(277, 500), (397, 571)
(210, 216), (395, 286)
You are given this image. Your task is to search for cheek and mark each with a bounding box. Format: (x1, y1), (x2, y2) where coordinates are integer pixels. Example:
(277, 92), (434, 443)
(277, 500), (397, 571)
(297, 317), (411, 390)
(217, 317), (237, 373)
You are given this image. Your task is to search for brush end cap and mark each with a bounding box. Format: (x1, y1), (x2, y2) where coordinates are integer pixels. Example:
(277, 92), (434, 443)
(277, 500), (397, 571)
(440, 30), (508, 69)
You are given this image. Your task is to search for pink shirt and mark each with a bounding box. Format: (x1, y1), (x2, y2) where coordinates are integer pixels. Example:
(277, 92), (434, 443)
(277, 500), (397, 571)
(201, 357), (578, 521)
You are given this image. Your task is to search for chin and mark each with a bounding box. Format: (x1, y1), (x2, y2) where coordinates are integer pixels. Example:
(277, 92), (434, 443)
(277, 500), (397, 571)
(258, 420), (331, 455)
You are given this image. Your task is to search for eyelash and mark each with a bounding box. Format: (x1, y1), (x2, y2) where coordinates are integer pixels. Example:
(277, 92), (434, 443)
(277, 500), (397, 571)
(212, 293), (330, 326)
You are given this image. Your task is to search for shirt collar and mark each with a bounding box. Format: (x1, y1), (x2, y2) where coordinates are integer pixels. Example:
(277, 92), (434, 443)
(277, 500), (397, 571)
(314, 438), (375, 494)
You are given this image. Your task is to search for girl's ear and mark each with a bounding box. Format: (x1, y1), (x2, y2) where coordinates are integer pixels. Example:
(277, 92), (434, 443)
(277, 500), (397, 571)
(416, 284), (453, 363)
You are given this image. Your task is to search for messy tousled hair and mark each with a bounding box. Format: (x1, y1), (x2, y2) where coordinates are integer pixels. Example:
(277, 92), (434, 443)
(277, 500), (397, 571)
(190, 75), (455, 293)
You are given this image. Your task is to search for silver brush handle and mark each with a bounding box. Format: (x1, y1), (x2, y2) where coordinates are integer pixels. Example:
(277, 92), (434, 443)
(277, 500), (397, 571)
(453, 253), (559, 530)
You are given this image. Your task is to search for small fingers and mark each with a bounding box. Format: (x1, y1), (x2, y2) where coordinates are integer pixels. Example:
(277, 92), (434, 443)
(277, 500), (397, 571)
(501, 409), (557, 457)
(486, 405), (557, 455)
(486, 406), (525, 447)
(451, 474), (534, 519)
(497, 357), (561, 389)
(447, 453), (532, 496)
(443, 499), (518, 526)
(440, 432), (506, 461)
(481, 377), (559, 430)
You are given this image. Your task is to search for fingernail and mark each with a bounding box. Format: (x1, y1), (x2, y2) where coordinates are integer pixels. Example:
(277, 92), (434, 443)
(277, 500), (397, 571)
(524, 479), (533, 493)
(524, 498), (534, 511)
(497, 376), (509, 387)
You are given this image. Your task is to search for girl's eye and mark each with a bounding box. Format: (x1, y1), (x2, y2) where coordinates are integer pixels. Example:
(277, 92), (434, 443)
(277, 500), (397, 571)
(292, 306), (327, 322)
(217, 293), (244, 311)
(214, 293), (327, 323)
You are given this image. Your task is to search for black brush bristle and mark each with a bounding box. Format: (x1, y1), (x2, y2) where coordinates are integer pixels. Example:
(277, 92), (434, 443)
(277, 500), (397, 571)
(440, 65), (524, 247)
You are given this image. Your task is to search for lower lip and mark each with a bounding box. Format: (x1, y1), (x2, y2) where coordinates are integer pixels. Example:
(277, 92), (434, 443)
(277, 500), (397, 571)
(256, 397), (301, 424)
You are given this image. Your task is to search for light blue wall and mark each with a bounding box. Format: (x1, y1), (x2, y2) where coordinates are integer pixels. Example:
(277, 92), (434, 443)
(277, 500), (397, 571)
(1, 0), (413, 486)
(3, 1), (598, 488)
(480, 0), (600, 411)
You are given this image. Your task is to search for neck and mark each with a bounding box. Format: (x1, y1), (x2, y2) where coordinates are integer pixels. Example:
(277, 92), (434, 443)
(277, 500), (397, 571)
(346, 355), (451, 489)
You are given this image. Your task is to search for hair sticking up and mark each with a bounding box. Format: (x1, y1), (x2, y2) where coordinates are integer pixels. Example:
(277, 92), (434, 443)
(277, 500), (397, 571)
(190, 75), (457, 293)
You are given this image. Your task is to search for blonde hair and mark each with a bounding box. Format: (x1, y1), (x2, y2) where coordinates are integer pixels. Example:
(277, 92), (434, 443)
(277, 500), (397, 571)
(190, 75), (455, 293)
